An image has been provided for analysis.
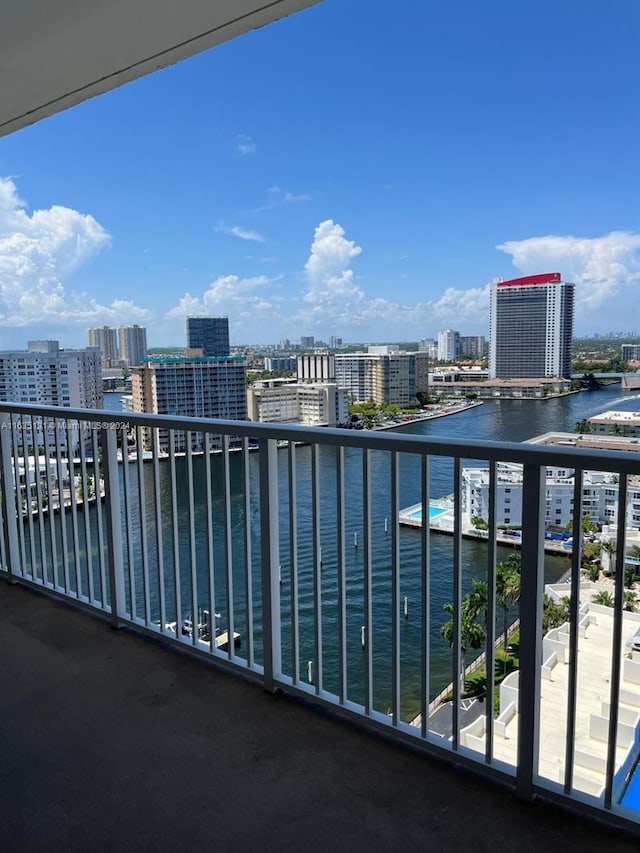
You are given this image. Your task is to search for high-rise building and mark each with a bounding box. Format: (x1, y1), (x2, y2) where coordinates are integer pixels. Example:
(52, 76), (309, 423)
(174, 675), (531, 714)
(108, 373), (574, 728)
(437, 330), (460, 362)
(88, 325), (119, 367)
(335, 347), (429, 406)
(459, 335), (486, 359)
(489, 273), (574, 380)
(300, 336), (315, 350)
(131, 355), (246, 452)
(186, 316), (230, 357)
(329, 336), (343, 349)
(0, 340), (102, 451)
(118, 325), (147, 366)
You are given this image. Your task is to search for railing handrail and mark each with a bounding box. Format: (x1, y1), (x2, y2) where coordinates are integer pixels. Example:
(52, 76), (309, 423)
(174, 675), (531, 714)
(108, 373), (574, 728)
(2, 400), (640, 475)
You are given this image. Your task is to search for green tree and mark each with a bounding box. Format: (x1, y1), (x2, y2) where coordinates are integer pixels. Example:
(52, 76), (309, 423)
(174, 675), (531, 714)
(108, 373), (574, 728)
(592, 590), (614, 607)
(573, 419), (592, 434)
(624, 591), (638, 612)
(542, 594), (571, 633)
(583, 563), (601, 582)
(497, 554), (521, 658)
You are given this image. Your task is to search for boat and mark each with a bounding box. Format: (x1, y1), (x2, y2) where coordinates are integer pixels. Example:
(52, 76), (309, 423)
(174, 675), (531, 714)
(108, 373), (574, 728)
(164, 609), (241, 651)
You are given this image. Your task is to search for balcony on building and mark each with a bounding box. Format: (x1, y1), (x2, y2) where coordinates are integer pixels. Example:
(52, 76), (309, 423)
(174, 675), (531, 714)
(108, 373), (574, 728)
(1, 2), (640, 849)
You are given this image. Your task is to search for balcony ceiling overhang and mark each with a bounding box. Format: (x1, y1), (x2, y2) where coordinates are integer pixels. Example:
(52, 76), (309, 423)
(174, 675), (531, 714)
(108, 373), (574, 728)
(0, 0), (321, 138)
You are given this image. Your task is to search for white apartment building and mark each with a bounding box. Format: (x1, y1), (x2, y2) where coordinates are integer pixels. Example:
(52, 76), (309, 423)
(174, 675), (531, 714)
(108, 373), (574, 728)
(297, 353), (335, 382)
(0, 340), (103, 452)
(588, 411), (640, 438)
(118, 325), (148, 366)
(489, 273), (574, 379)
(437, 330), (460, 362)
(335, 347), (429, 406)
(247, 380), (348, 426)
(131, 356), (247, 452)
(462, 463), (628, 529)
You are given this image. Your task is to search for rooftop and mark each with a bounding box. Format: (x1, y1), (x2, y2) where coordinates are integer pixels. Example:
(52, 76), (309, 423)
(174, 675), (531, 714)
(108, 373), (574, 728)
(1, 580), (638, 852)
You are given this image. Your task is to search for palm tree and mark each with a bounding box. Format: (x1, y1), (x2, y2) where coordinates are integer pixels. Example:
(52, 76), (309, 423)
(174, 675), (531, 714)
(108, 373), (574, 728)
(583, 563), (601, 583)
(440, 600), (486, 694)
(496, 554), (521, 657)
(624, 591), (638, 612)
(592, 590), (614, 607)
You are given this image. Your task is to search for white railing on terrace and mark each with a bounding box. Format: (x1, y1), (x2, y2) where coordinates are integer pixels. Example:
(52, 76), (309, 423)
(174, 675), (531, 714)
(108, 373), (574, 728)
(1, 401), (640, 834)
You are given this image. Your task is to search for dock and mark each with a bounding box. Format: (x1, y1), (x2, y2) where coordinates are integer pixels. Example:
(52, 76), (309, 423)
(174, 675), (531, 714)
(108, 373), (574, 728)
(398, 501), (574, 555)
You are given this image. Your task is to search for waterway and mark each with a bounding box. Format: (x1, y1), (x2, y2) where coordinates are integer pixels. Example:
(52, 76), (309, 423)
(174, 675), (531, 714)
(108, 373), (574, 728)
(94, 386), (640, 721)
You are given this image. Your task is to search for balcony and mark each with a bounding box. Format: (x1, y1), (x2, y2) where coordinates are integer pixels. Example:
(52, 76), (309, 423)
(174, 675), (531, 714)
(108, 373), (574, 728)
(2, 401), (640, 846)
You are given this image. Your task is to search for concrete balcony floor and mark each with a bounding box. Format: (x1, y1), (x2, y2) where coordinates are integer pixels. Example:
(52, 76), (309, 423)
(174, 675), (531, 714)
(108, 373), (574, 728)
(1, 581), (638, 853)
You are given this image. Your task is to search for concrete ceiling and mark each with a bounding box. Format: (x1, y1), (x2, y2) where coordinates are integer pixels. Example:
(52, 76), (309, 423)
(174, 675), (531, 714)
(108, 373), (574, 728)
(0, 0), (321, 138)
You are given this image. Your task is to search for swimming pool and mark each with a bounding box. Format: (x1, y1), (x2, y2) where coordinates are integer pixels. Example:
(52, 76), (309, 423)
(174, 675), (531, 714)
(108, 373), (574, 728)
(621, 760), (640, 811)
(407, 505), (448, 521)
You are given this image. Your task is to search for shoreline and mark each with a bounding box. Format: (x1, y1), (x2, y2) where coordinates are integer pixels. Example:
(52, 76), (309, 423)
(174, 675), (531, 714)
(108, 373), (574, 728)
(371, 400), (484, 432)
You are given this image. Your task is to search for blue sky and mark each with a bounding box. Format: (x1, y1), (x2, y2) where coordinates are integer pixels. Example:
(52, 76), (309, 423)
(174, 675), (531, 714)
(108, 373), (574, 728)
(1, 0), (639, 347)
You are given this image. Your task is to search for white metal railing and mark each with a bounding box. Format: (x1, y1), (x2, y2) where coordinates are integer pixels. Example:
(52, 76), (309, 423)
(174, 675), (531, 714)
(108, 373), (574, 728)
(1, 401), (640, 833)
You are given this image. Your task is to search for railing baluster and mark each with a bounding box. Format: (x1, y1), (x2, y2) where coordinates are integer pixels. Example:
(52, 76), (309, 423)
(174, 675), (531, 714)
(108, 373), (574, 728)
(68, 420), (82, 597)
(187, 432), (198, 648)
(259, 438), (281, 692)
(136, 426), (151, 625)
(0, 412), (20, 580)
(91, 428), (107, 606)
(391, 450), (400, 726)
(54, 416), (70, 593)
(79, 420), (93, 603)
(168, 429), (181, 632)
(152, 428), (166, 630)
(311, 443), (323, 694)
(516, 463), (545, 801)
(564, 467), (584, 793)
(242, 437), (254, 668)
(11, 417), (27, 578)
(288, 442), (299, 684)
(485, 459), (497, 763)
(100, 424), (125, 624)
(204, 431), (216, 653)
(222, 434), (234, 661)
(20, 416), (37, 580)
(120, 426), (136, 619)
(604, 473), (628, 809)
(420, 453), (430, 739)
(363, 448), (373, 715)
(44, 418), (59, 589)
(452, 456), (462, 748)
(33, 417), (49, 587)
(336, 445), (347, 705)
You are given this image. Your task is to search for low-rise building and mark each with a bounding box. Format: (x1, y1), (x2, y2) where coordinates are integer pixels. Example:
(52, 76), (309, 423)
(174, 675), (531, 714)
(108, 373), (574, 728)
(588, 410), (640, 438)
(247, 379), (348, 426)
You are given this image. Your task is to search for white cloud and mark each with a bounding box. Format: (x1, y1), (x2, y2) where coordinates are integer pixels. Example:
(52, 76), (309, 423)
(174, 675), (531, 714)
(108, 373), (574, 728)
(215, 223), (266, 243)
(0, 177), (149, 331)
(293, 219), (491, 333)
(166, 275), (282, 326)
(283, 191), (311, 203)
(236, 134), (256, 155)
(497, 231), (640, 315)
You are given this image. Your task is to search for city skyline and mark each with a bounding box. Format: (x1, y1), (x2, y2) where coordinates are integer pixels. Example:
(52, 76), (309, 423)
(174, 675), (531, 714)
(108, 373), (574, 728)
(0, 1), (638, 347)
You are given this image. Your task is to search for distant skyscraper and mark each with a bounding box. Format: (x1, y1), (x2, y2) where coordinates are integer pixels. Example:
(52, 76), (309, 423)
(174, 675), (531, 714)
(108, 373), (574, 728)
(187, 316), (229, 357)
(118, 324), (147, 366)
(88, 325), (119, 367)
(437, 329), (460, 362)
(489, 273), (574, 379)
(300, 336), (315, 350)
